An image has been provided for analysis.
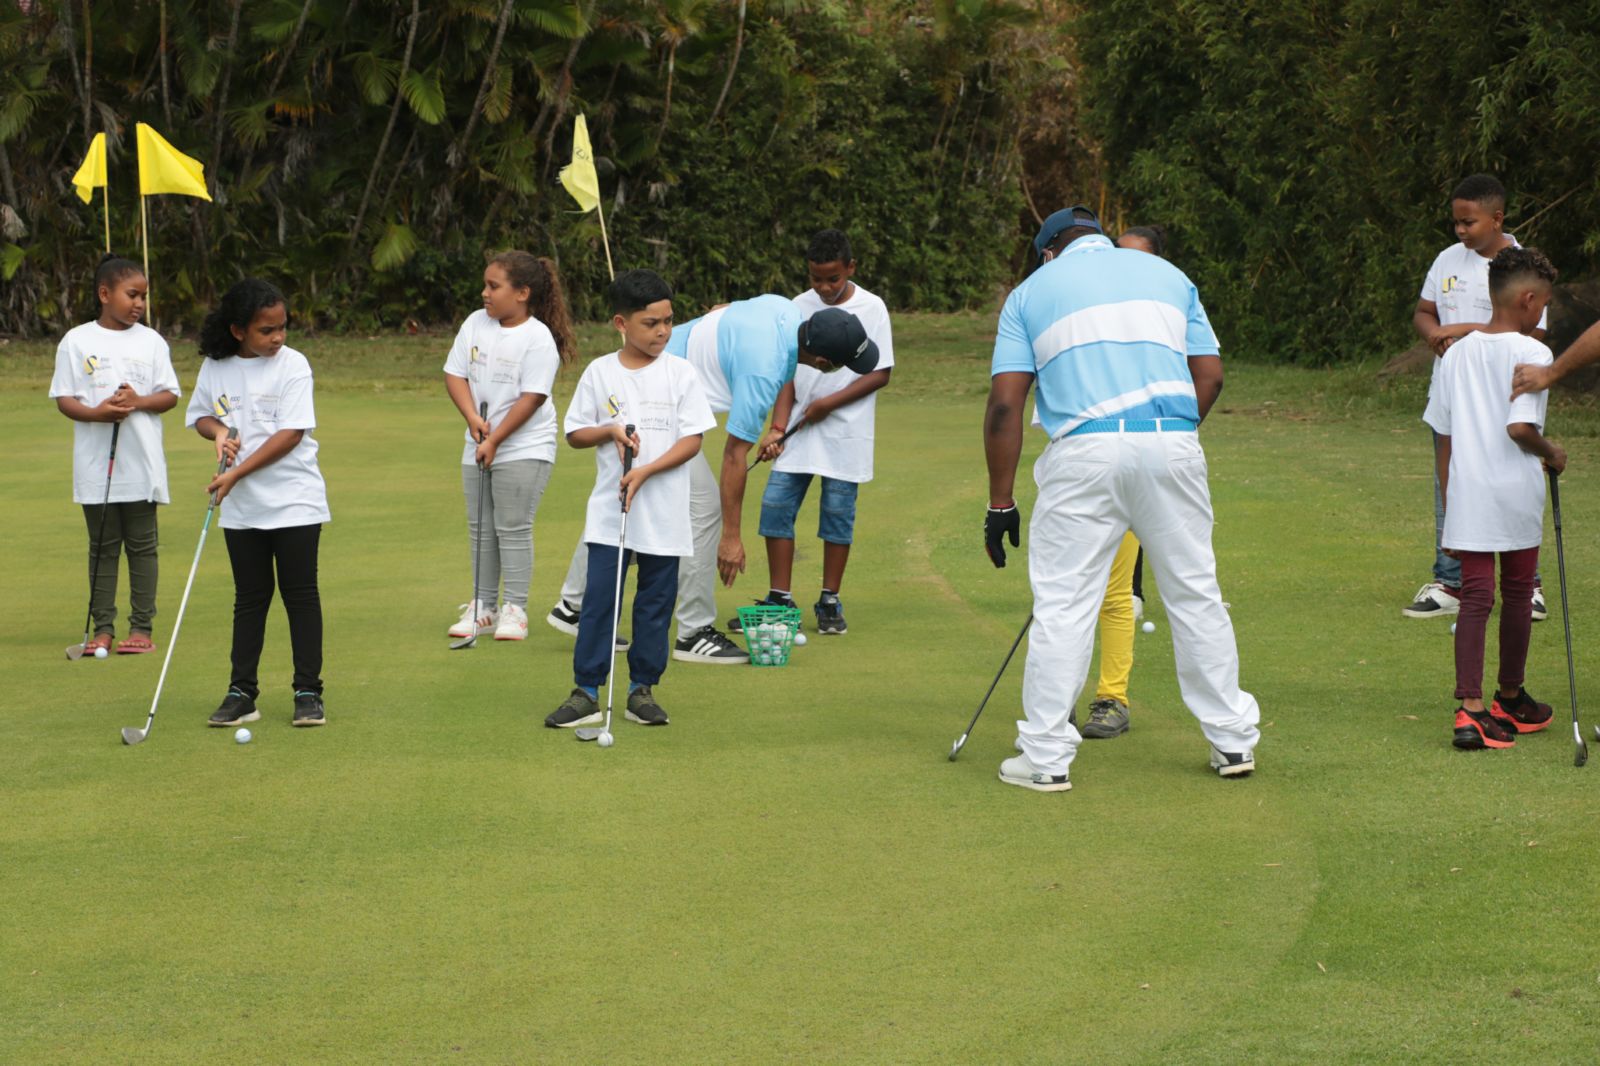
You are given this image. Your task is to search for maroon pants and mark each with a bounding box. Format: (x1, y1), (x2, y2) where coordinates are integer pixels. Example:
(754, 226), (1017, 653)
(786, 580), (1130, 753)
(1454, 547), (1539, 700)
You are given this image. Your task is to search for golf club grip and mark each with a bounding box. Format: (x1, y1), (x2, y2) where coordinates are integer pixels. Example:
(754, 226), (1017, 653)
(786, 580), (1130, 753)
(108, 420), (121, 462)
(477, 400), (489, 443)
(623, 424), (637, 476)
(209, 427), (239, 507)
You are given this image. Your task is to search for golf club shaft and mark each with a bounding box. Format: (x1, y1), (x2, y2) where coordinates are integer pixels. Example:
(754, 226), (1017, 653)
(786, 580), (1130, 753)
(747, 423), (802, 471)
(1549, 470), (1583, 761)
(955, 613), (1033, 750)
(78, 422), (122, 648)
(139, 429), (237, 734)
(459, 400), (490, 647)
(602, 426), (637, 735)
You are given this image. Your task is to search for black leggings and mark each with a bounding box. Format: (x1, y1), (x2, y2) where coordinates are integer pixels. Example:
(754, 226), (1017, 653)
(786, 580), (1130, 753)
(224, 524), (323, 700)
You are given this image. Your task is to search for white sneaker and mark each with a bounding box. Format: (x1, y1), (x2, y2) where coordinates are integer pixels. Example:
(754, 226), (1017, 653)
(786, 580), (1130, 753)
(1209, 746), (1255, 778)
(447, 600), (497, 639)
(1401, 582), (1460, 619)
(997, 754), (1072, 792)
(1132, 594), (1145, 621)
(494, 603), (529, 641)
(1532, 586), (1548, 622)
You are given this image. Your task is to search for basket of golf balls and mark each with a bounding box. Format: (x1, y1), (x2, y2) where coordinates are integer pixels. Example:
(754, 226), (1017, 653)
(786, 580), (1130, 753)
(736, 604), (802, 668)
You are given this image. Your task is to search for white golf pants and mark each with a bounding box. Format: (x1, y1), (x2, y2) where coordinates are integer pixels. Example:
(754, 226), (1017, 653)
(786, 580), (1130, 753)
(558, 449), (722, 641)
(1019, 426), (1260, 775)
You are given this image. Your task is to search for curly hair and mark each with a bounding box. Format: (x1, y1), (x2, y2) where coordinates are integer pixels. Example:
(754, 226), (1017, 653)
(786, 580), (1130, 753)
(198, 278), (287, 358)
(488, 251), (576, 365)
(1488, 245), (1557, 297)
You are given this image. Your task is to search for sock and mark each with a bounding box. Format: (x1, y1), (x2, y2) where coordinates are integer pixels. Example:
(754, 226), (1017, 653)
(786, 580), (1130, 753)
(820, 588), (838, 601)
(630, 682), (645, 695)
(769, 588), (793, 603)
(581, 685), (598, 700)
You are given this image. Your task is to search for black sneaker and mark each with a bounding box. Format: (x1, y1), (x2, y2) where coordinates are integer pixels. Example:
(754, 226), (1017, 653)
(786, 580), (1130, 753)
(673, 625), (749, 665)
(625, 685), (670, 726)
(292, 690), (326, 727)
(814, 595), (848, 635)
(545, 600), (629, 649)
(545, 688), (602, 728)
(728, 593), (798, 632)
(208, 689), (260, 727)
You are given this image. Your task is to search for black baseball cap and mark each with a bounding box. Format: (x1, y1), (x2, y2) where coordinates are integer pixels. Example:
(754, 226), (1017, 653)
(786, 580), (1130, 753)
(801, 308), (880, 375)
(1033, 204), (1103, 261)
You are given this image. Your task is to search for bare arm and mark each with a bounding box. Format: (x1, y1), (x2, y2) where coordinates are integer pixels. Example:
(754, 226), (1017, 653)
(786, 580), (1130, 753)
(475, 391), (548, 467)
(1513, 320), (1600, 399)
(1413, 299), (1483, 357)
(984, 372), (1033, 508)
(718, 434), (756, 586)
(801, 368), (892, 424)
(444, 373), (490, 443)
(1187, 356), (1223, 422)
(204, 426), (305, 503)
(1507, 423), (1566, 474)
(56, 393), (135, 423)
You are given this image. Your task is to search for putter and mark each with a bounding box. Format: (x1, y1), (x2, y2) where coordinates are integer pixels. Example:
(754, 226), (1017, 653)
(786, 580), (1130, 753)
(948, 613), (1033, 760)
(1547, 470), (1586, 768)
(578, 425), (637, 745)
(746, 423), (804, 471)
(67, 421), (121, 660)
(122, 427), (237, 746)
(451, 402), (492, 651)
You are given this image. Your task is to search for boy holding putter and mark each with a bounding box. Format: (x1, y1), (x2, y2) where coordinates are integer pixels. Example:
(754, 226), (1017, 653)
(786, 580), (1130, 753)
(741, 228), (894, 635)
(1424, 246), (1562, 750)
(547, 270), (716, 729)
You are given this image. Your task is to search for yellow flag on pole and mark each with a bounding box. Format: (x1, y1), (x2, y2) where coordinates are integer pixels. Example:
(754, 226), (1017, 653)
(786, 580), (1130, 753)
(71, 133), (108, 205)
(559, 115), (600, 213)
(135, 122), (213, 200)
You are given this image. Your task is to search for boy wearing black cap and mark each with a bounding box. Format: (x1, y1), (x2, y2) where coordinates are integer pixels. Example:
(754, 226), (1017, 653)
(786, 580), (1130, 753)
(737, 229), (895, 636)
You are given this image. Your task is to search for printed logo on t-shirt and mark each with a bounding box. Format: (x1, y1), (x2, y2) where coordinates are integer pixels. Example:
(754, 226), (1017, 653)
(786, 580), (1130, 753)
(490, 351), (523, 386)
(606, 393), (622, 417)
(212, 395), (238, 419)
(1442, 276), (1460, 294)
(122, 357), (152, 388)
(254, 393), (282, 426)
(82, 354), (102, 375)
(469, 345), (484, 382)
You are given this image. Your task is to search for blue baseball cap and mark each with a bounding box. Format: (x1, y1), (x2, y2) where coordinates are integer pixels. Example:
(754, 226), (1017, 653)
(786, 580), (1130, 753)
(801, 307), (880, 375)
(1033, 204), (1103, 261)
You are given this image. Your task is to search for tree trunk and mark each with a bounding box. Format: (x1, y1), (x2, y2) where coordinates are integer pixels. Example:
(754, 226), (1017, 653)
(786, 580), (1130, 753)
(448, 0), (516, 173)
(709, 0), (747, 123)
(654, 42), (678, 151)
(158, 0), (174, 127)
(349, 0), (421, 248)
(210, 0), (246, 189)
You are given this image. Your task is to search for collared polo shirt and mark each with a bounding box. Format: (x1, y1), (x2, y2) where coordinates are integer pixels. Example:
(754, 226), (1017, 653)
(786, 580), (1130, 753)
(990, 234), (1220, 438)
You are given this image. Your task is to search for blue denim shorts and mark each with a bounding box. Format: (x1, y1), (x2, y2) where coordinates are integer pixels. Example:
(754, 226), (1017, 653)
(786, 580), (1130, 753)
(758, 470), (859, 545)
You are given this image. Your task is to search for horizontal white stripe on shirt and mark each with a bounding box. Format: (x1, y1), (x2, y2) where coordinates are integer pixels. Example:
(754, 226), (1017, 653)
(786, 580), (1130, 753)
(1056, 380), (1198, 436)
(1033, 300), (1189, 371)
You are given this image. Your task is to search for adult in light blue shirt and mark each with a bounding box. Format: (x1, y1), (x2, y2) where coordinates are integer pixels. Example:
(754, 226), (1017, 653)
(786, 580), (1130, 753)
(981, 204), (1259, 792)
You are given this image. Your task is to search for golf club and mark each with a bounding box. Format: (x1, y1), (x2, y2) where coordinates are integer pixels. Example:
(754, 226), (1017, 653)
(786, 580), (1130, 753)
(67, 421), (121, 660)
(450, 401), (492, 651)
(122, 426), (237, 746)
(948, 613), (1033, 760)
(1547, 469), (1586, 768)
(578, 424), (637, 745)
(747, 423), (804, 471)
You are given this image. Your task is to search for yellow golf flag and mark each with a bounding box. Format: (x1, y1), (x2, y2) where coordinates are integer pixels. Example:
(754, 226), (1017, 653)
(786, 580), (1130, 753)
(559, 115), (600, 213)
(71, 133), (108, 204)
(135, 122), (212, 200)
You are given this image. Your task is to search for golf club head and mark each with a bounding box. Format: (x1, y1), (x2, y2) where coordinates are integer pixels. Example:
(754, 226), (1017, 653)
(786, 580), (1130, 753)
(120, 727), (146, 746)
(948, 732), (969, 761)
(66, 643), (87, 661)
(1576, 722), (1588, 768)
(574, 727), (602, 742)
(448, 635), (477, 651)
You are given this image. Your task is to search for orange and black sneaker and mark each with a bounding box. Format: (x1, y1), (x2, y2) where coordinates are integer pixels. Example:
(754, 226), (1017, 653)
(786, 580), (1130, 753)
(1489, 688), (1553, 734)
(1453, 708), (1517, 750)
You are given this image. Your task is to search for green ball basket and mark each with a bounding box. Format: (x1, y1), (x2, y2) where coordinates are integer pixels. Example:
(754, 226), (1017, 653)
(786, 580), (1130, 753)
(736, 604), (802, 668)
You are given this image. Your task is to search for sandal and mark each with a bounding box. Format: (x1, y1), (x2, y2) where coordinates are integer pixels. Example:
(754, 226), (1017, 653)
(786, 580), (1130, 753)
(85, 633), (114, 656)
(115, 633), (155, 655)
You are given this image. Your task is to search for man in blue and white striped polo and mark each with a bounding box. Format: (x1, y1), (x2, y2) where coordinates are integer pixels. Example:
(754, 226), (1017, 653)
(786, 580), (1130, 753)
(981, 204), (1260, 792)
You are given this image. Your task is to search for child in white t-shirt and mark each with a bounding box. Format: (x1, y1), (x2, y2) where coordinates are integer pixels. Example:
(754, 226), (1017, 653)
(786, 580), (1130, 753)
(546, 270), (716, 731)
(1405, 174), (1549, 621)
(48, 255), (181, 655)
(746, 229), (894, 636)
(442, 252), (575, 642)
(186, 279), (332, 730)
(1423, 246), (1564, 751)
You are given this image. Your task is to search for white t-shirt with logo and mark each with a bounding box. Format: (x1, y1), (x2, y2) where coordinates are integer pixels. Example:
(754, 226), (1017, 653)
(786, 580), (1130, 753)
(564, 352), (716, 558)
(1423, 331), (1552, 552)
(774, 284), (896, 483)
(1420, 236), (1547, 403)
(442, 310), (563, 465)
(184, 346), (331, 531)
(48, 322), (181, 504)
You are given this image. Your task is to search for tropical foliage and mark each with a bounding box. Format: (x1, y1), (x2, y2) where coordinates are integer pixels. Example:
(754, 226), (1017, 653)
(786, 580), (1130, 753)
(0, 0), (1045, 333)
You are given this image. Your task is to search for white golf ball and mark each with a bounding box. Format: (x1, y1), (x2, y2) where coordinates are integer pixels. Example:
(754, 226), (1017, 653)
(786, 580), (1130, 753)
(235, 727), (252, 744)
(793, 632), (807, 646)
(1141, 621), (1156, 634)
(94, 647), (108, 659)
(598, 732), (614, 748)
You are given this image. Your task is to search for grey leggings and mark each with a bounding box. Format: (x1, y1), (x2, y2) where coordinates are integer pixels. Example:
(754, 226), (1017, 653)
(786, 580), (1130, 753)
(462, 459), (553, 610)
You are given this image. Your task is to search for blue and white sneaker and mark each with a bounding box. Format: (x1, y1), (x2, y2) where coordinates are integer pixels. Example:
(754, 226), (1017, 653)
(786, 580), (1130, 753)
(1209, 746), (1255, 778)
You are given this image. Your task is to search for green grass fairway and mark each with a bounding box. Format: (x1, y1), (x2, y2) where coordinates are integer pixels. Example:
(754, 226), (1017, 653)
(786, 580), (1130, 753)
(4, 319), (1600, 1063)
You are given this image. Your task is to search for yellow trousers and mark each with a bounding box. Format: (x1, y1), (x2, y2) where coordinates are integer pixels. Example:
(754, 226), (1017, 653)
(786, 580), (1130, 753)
(1095, 532), (1140, 704)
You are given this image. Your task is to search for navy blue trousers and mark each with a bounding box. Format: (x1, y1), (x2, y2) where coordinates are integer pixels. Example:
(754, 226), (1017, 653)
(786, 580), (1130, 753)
(574, 542), (679, 690)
